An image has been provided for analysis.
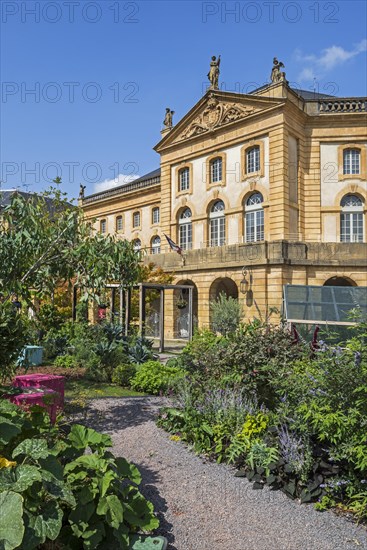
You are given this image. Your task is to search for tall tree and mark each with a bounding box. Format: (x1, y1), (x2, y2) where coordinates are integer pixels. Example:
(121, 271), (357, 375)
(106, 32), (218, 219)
(0, 185), (140, 303)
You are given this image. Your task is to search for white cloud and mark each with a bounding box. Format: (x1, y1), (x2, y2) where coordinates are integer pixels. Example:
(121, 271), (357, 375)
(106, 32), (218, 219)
(94, 173), (140, 193)
(298, 67), (316, 82)
(295, 39), (367, 82)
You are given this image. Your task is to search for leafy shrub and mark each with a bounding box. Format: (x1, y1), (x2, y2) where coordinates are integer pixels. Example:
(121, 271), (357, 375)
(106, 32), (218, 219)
(53, 354), (78, 369)
(210, 292), (242, 336)
(0, 400), (159, 549)
(111, 363), (137, 386)
(158, 319), (367, 520)
(179, 329), (229, 380)
(0, 301), (27, 383)
(98, 322), (126, 344)
(42, 331), (69, 361)
(84, 354), (110, 382)
(93, 341), (128, 380)
(128, 336), (158, 364)
(131, 361), (186, 394)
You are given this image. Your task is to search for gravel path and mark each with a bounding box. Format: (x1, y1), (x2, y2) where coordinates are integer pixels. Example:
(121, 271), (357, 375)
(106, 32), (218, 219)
(84, 397), (367, 550)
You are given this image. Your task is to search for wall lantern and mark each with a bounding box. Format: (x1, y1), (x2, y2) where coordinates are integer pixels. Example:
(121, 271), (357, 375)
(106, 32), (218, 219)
(240, 266), (250, 294)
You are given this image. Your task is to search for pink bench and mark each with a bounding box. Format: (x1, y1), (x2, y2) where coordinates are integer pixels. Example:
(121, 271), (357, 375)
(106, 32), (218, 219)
(11, 374), (65, 423)
(13, 374), (65, 408)
(8, 389), (58, 423)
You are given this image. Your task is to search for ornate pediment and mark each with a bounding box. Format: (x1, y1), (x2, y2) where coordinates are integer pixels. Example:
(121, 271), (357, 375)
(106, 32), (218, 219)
(178, 93), (258, 141)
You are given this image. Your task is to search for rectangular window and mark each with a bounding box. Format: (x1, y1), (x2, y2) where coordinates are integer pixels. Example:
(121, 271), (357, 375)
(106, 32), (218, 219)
(100, 219), (107, 234)
(152, 207), (160, 224)
(341, 212), (363, 242)
(133, 211), (140, 228)
(245, 210), (264, 242)
(116, 216), (123, 232)
(179, 168), (190, 192)
(246, 147), (260, 174)
(211, 158), (222, 183)
(179, 223), (192, 250)
(343, 149), (360, 175)
(210, 218), (225, 246)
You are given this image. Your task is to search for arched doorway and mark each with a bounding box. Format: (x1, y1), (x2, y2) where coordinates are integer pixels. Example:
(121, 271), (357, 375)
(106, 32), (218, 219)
(209, 277), (238, 301)
(209, 277), (239, 331)
(324, 276), (356, 287)
(174, 280), (198, 338)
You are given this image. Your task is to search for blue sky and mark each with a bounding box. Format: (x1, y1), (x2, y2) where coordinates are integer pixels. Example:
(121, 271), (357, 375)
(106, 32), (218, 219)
(1, 0), (366, 199)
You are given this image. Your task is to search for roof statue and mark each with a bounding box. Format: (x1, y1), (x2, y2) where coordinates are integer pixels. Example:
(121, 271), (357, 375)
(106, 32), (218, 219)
(207, 55), (221, 90)
(270, 57), (286, 83)
(79, 183), (86, 199)
(163, 108), (175, 129)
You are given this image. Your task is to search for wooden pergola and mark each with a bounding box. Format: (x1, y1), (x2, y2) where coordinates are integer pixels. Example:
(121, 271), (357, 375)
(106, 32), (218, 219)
(72, 282), (194, 353)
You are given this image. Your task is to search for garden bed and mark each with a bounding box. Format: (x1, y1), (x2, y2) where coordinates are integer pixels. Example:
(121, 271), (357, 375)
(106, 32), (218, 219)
(83, 396), (367, 550)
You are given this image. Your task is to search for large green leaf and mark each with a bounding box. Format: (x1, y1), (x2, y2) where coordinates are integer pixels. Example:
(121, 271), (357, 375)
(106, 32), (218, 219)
(39, 455), (64, 480)
(80, 523), (105, 549)
(65, 454), (107, 472)
(77, 486), (96, 505)
(124, 491), (159, 531)
(96, 495), (123, 529)
(0, 417), (21, 446)
(115, 457), (142, 485)
(27, 501), (63, 543)
(68, 424), (112, 450)
(12, 438), (49, 460)
(0, 465), (41, 492)
(42, 475), (76, 507)
(0, 491), (24, 550)
(68, 501), (95, 527)
(99, 470), (116, 498)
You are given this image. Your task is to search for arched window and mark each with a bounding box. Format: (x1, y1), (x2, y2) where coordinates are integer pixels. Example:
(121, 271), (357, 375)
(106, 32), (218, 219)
(209, 200), (225, 247)
(343, 149), (360, 175)
(100, 219), (107, 234)
(151, 236), (161, 254)
(133, 238), (141, 251)
(179, 208), (192, 250)
(340, 194), (364, 242)
(210, 157), (222, 183)
(245, 192), (264, 243)
(179, 167), (190, 192)
(116, 215), (123, 232)
(152, 207), (160, 224)
(246, 146), (260, 174)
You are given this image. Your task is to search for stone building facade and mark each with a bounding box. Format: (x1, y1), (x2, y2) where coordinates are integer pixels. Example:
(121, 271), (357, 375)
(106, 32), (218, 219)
(81, 77), (367, 336)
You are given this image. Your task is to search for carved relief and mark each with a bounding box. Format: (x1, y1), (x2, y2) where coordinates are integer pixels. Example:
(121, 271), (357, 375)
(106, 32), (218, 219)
(179, 94), (256, 141)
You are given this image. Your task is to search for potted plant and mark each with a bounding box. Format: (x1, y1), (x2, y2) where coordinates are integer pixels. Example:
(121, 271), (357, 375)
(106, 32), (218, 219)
(176, 293), (188, 309)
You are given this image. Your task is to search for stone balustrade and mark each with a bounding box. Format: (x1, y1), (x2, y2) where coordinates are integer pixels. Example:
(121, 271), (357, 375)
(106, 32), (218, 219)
(318, 98), (367, 113)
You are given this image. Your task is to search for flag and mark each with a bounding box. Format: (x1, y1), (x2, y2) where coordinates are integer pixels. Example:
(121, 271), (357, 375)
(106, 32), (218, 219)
(164, 234), (182, 255)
